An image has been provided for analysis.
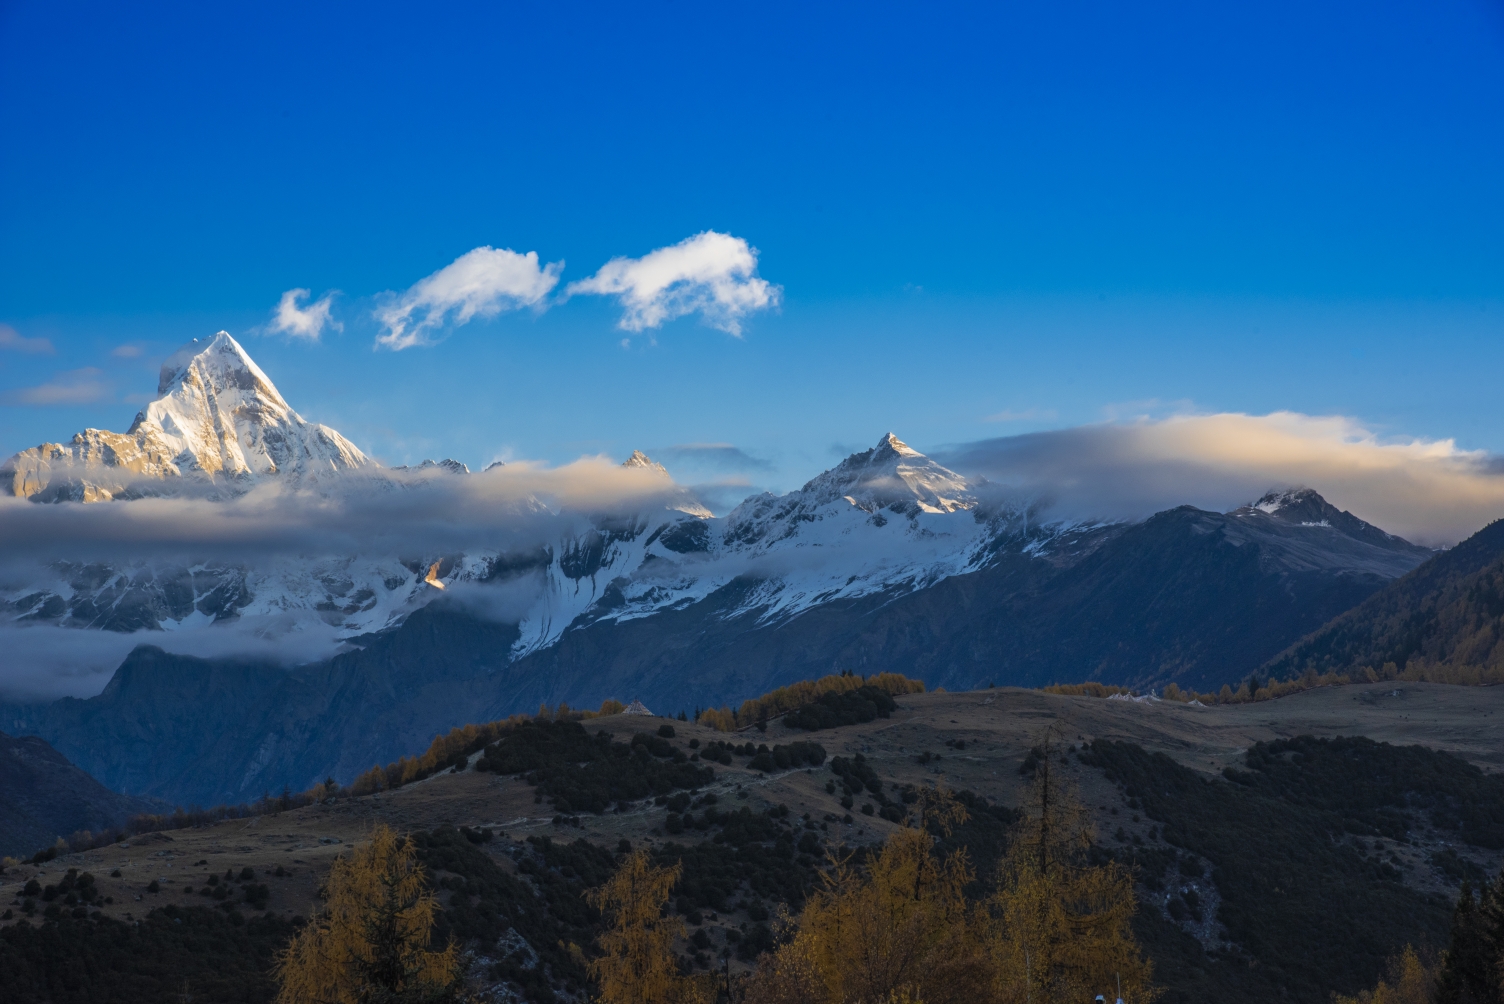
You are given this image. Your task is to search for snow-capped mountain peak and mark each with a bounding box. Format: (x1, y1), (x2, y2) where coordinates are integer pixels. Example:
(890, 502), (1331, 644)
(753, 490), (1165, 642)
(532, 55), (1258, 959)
(156, 331), (286, 403)
(1252, 487), (1313, 516)
(799, 432), (975, 514)
(1235, 487), (1430, 554)
(2, 331), (370, 501)
(622, 450), (670, 477)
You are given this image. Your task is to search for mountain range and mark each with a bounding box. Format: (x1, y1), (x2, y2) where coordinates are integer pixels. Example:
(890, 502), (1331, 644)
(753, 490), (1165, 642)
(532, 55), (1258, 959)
(0, 334), (1444, 805)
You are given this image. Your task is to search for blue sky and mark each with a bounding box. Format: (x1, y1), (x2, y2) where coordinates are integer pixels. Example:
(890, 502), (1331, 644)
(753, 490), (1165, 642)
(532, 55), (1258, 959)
(3, 0), (1503, 500)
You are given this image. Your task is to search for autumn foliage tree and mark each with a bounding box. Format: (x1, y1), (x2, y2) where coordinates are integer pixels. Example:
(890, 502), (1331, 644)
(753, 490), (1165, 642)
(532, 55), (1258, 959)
(735, 760), (1155, 1004)
(275, 824), (461, 1004)
(587, 850), (713, 1004)
(989, 739), (1155, 1004)
(743, 798), (991, 1004)
(1334, 947), (1440, 1004)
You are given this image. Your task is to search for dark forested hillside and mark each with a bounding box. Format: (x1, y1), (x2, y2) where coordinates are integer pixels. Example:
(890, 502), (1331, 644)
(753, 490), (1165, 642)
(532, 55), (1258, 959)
(1264, 518), (1504, 681)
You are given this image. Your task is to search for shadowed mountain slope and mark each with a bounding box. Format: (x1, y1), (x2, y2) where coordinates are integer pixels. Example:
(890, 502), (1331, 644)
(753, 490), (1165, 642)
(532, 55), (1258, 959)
(1265, 517), (1504, 680)
(0, 731), (163, 858)
(2, 606), (521, 806)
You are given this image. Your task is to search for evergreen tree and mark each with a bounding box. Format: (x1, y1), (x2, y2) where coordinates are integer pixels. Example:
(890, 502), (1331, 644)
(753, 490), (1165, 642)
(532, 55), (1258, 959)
(1436, 878), (1502, 1004)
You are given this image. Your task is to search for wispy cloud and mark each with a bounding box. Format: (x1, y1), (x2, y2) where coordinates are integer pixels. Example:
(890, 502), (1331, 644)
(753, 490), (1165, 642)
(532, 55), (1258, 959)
(0, 456), (697, 559)
(937, 411), (1504, 547)
(270, 288), (341, 341)
(110, 344), (144, 359)
(374, 247), (562, 351)
(0, 324), (55, 355)
(1, 367), (109, 406)
(567, 231), (780, 337)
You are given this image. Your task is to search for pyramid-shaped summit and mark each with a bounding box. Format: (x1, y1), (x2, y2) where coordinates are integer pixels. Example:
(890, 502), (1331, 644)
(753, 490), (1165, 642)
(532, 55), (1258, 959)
(621, 450), (670, 477)
(2, 331), (370, 501)
(799, 432), (975, 514)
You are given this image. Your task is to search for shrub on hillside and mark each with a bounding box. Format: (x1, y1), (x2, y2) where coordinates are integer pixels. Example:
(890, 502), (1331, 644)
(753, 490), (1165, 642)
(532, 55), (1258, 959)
(830, 754), (886, 803)
(696, 670), (924, 732)
(473, 720), (712, 813)
(783, 685), (899, 731)
(746, 741), (826, 773)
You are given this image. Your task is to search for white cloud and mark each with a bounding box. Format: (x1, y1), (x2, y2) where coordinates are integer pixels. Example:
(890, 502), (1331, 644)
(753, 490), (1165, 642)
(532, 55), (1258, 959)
(937, 411), (1504, 547)
(0, 324), (55, 354)
(567, 231), (780, 336)
(270, 288), (341, 340)
(374, 247), (562, 351)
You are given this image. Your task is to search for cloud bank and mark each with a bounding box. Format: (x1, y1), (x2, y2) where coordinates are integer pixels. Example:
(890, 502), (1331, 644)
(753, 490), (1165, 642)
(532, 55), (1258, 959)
(937, 411), (1504, 547)
(374, 247), (563, 350)
(270, 288), (340, 340)
(0, 457), (698, 700)
(0, 620), (349, 704)
(567, 231), (780, 336)
(0, 457), (696, 563)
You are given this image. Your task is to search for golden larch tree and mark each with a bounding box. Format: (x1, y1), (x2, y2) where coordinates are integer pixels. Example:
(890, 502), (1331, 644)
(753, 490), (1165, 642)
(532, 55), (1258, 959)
(588, 849), (713, 1004)
(274, 824), (460, 1004)
(745, 790), (993, 1004)
(989, 740), (1157, 1004)
(1334, 946), (1438, 1004)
